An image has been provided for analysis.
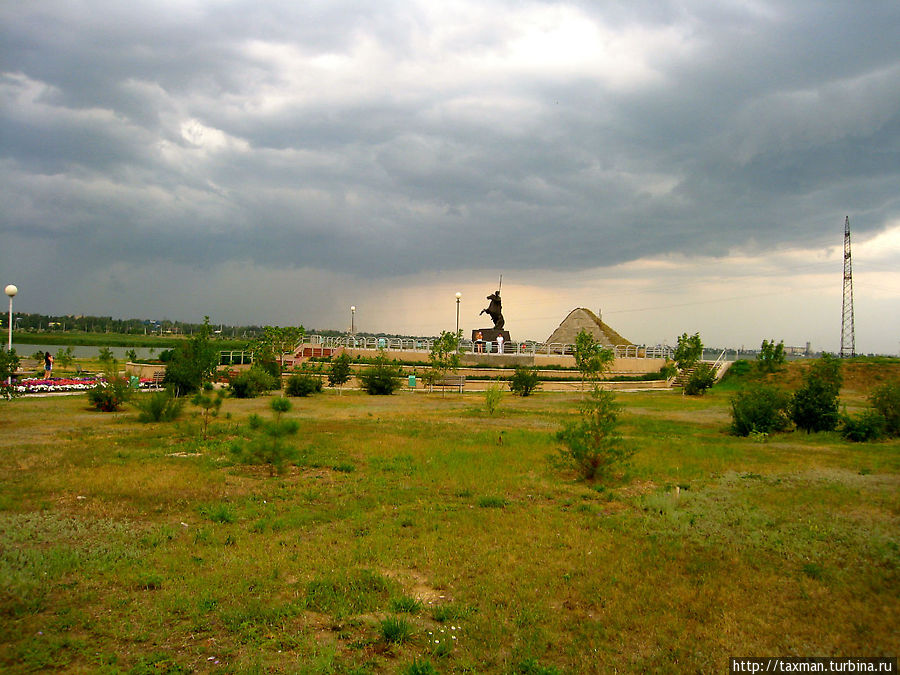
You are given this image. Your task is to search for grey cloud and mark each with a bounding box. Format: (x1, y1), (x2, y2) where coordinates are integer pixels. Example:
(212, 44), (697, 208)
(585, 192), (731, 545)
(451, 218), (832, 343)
(2, 0), (899, 320)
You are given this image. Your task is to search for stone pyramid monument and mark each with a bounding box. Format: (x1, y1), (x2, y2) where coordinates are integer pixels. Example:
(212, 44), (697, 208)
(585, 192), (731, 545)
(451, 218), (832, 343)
(545, 308), (631, 347)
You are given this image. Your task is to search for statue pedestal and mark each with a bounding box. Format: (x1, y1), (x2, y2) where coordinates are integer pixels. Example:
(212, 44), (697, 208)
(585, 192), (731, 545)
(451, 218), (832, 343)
(472, 329), (512, 354)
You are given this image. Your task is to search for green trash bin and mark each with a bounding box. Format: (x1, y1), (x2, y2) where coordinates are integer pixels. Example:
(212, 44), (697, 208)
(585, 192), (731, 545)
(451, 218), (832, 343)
(408, 375), (416, 388)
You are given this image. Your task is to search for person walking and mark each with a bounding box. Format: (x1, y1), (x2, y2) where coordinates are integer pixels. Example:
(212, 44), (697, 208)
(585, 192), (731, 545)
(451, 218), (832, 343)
(44, 351), (54, 379)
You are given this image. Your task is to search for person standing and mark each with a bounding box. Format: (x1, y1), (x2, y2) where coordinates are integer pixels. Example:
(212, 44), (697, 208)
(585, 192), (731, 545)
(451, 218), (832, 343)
(44, 351), (53, 379)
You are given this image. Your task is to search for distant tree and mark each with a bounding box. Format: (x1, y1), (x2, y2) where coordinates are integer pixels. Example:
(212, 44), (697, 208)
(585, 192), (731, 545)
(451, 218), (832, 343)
(573, 329), (614, 389)
(255, 326), (305, 375)
(328, 352), (353, 393)
(427, 330), (461, 393)
(673, 332), (703, 370)
(163, 317), (219, 395)
(757, 339), (786, 373)
(97, 346), (116, 369)
(55, 346), (75, 370)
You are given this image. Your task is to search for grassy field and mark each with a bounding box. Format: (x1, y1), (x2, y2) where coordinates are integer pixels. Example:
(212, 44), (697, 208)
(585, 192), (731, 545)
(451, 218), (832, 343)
(0, 370), (897, 673)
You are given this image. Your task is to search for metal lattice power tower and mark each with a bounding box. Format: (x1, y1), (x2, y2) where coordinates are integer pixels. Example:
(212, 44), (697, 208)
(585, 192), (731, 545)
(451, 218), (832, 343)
(840, 215), (856, 358)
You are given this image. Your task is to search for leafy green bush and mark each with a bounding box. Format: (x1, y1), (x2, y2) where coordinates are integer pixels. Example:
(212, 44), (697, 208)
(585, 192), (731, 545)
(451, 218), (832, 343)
(658, 362), (677, 379)
(87, 376), (132, 412)
(134, 390), (184, 422)
(228, 367), (279, 398)
(555, 386), (633, 481)
(358, 356), (401, 395)
(285, 373), (322, 397)
(730, 385), (791, 436)
(684, 362), (716, 396)
(840, 410), (886, 442)
(1, 347), (20, 400)
(509, 366), (540, 397)
(791, 355), (842, 433)
(869, 381), (900, 437)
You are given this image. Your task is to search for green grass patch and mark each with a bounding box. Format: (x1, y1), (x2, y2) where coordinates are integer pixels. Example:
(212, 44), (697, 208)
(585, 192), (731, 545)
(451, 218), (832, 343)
(0, 384), (897, 673)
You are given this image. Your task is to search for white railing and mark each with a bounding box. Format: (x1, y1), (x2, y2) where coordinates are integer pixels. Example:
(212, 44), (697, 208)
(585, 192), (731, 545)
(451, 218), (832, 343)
(302, 335), (672, 359)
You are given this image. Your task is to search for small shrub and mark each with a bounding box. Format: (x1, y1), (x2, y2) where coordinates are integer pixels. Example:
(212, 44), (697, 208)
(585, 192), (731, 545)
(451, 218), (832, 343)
(869, 381), (900, 436)
(134, 390), (184, 422)
(484, 383), (503, 415)
(683, 362), (716, 395)
(192, 389), (225, 440)
(555, 386), (633, 481)
(379, 615), (414, 644)
(228, 367), (279, 398)
(840, 409), (886, 442)
(358, 355), (402, 395)
(730, 385), (791, 436)
(230, 397), (300, 475)
(658, 362), (677, 379)
(509, 366), (540, 397)
(87, 376), (132, 412)
(285, 373), (322, 397)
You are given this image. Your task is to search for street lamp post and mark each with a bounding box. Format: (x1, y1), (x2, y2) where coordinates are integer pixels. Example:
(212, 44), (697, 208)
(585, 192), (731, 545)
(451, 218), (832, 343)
(455, 292), (461, 336)
(350, 306), (356, 336)
(5, 284), (17, 386)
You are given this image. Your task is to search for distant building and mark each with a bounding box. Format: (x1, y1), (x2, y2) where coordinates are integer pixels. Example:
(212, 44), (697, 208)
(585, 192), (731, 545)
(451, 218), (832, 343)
(545, 308), (632, 347)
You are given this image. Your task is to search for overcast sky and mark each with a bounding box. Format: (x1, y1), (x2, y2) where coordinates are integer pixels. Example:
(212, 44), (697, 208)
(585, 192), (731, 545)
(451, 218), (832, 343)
(2, 0), (898, 353)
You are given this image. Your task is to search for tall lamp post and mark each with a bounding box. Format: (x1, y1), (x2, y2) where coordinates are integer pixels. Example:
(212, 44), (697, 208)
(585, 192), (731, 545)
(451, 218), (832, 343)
(455, 292), (461, 335)
(5, 284), (17, 386)
(350, 306), (356, 336)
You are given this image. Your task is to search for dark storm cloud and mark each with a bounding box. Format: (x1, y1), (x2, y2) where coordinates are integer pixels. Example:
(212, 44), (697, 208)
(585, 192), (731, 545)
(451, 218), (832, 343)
(2, 0), (899, 292)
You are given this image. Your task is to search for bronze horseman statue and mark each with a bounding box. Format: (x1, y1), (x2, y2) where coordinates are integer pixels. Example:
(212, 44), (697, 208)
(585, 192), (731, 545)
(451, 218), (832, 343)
(480, 290), (504, 330)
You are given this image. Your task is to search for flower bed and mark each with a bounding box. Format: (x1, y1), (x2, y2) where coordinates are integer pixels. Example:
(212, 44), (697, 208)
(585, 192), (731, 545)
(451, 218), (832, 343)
(14, 377), (159, 394)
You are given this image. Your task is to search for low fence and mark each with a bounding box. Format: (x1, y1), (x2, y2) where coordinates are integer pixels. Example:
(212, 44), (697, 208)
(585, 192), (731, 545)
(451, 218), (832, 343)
(306, 335), (672, 359)
(220, 336), (673, 365)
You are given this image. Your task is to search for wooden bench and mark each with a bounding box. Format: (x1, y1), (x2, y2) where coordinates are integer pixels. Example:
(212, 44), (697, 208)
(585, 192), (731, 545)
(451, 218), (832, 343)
(432, 374), (466, 393)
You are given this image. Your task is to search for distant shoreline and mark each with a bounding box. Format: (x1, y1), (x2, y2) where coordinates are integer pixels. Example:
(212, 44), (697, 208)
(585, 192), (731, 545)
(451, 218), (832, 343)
(10, 331), (250, 351)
